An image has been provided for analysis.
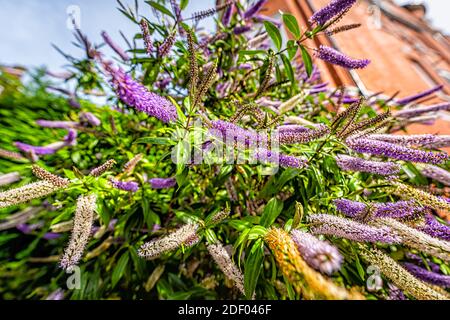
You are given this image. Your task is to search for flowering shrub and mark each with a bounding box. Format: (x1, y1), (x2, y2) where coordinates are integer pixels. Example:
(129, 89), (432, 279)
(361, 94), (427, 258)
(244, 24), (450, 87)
(0, 0), (449, 300)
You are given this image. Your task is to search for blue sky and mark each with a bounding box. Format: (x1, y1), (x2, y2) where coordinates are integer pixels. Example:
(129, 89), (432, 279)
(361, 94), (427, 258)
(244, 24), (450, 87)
(0, 0), (449, 73)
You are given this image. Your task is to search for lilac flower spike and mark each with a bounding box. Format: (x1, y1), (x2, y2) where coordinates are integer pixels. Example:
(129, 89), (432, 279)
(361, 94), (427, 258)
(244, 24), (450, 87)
(309, 0), (357, 26)
(243, 0), (268, 20)
(15, 142), (57, 155)
(79, 112), (101, 127)
(394, 102), (450, 119)
(309, 214), (401, 244)
(346, 138), (448, 164)
(317, 45), (370, 69)
(291, 229), (343, 275)
(36, 120), (77, 129)
(403, 263), (450, 288)
(110, 179), (139, 193)
(336, 154), (401, 176)
(420, 164), (450, 186)
(150, 178), (177, 189)
(396, 85), (443, 105)
(0, 172), (21, 186)
(105, 64), (177, 123)
(101, 31), (130, 61)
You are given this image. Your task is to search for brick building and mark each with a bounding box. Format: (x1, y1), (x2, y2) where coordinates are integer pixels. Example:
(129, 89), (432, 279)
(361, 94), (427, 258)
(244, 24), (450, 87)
(262, 0), (450, 136)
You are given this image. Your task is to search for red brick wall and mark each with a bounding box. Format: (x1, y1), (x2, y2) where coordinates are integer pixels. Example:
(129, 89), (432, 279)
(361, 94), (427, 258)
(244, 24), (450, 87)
(262, 0), (450, 138)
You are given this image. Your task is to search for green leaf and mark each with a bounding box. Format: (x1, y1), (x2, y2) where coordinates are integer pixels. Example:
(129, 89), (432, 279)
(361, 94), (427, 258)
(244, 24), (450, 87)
(293, 202), (304, 229)
(287, 40), (299, 60)
(63, 169), (76, 180)
(260, 198), (283, 227)
(282, 13), (301, 39)
(300, 45), (313, 78)
(238, 50), (266, 57)
(263, 21), (282, 51)
(134, 136), (175, 145)
(355, 255), (366, 281)
(180, 0), (189, 10)
(111, 252), (130, 288)
(281, 53), (296, 89)
(229, 219), (253, 231)
(244, 239), (264, 299)
(145, 1), (175, 19)
(248, 226), (268, 239)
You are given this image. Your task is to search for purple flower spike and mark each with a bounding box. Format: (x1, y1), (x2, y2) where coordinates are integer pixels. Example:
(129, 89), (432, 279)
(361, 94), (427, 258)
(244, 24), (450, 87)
(366, 134), (439, 147)
(418, 213), (450, 241)
(244, 0), (268, 20)
(110, 179), (139, 193)
(291, 229), (343, 275)
(256, 97), (281, 108)
(335, 199), (424, 220)
(158, 32), (176, 58)
(106, 66), (177, 123)
(254, 149), (308, 169)
(64, 129), (78, 146)
(46, 289), (65, 300)
(317, 45), (370, 69)
(403, 263), (450, 288)
(68, 96), (81, 108)
(346, 138), (448, 164)
(234, 25), (252, 35)
(394, 102), (450, 119)
(15, 142), (56, 155)
(101, 31), (130, 61)
(336, 154), (401, 176)
(79, 112), (101, 127)
(309, 0), (357, 26)
(210, 120), (267, 146)
(17, 223), (43, 234)
(387, 283), (407, 300)
(374, 201), (423, 219)
(277, 124), (330, 145)
(36, 120), (78, 129)
(43, 232), (62, 240)
(149, 177), (177, 189)
(222, 1), (233, 26)
(405, 253), (441, 273)
(334, 199), (367, 218)
(396, 85), (443, 105)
